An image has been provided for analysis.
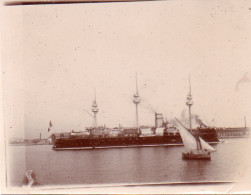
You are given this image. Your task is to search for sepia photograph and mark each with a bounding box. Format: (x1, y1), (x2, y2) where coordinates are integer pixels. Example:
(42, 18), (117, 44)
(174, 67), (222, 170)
(1, 0), (251, 193)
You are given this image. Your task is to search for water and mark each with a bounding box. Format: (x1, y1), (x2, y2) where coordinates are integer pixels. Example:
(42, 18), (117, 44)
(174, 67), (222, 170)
(8, 138), (250, 186)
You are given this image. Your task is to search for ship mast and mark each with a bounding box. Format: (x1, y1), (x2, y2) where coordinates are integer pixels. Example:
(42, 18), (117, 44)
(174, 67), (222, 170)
(186, 76), (201, 150)
(92, 88), (98, 128)
(186, 75), (193, 131)
(133, 73), (140, 128)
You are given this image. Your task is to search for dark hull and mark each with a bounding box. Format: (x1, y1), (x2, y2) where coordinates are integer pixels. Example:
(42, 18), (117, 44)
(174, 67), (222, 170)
(53, 131), (219, 150)
(182, 152), (211, 160)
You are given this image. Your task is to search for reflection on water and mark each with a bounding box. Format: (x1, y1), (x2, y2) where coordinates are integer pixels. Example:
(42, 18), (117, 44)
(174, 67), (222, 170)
(8, 138), (250, 186)
(182, 160), (211, 182)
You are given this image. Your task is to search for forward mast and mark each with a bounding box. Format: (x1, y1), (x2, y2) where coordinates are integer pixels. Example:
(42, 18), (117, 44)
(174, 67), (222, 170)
(92, 88), (98, 128)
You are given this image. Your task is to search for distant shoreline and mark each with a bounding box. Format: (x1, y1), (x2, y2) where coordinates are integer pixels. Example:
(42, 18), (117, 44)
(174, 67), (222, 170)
(9, 143), (53, 146)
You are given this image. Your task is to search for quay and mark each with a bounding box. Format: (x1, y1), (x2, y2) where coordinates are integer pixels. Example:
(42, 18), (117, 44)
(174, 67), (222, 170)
(216, 127), (250, 138)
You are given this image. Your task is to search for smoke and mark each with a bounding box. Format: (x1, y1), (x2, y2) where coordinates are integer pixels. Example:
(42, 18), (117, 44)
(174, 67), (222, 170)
(171, 110), (208, 128)
(140, 98), (157, 114)
(169, 118), (180, 127)
(181, 109), (186, 120)
(193, 114), (207, 127)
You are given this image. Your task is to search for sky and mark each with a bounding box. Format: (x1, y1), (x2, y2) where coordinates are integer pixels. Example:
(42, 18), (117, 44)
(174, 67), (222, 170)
(2, 0), (251, 139)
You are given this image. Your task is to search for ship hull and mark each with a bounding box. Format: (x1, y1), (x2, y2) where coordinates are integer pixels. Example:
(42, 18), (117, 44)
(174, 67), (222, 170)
(182, 152), (211, 160)
(53, 133), (219, 150)
(53, 143), (185, 150)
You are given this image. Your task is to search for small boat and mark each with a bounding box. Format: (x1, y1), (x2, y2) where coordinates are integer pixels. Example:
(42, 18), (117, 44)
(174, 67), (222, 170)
(175, 76), (216, 160)
(175, 118), (216, 159)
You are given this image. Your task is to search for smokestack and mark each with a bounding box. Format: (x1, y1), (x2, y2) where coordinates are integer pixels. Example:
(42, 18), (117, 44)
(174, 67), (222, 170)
(155, 113), (163, 128)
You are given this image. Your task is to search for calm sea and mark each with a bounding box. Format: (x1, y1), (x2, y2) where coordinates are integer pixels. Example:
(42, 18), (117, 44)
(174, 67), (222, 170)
(7, 138), (250, 186)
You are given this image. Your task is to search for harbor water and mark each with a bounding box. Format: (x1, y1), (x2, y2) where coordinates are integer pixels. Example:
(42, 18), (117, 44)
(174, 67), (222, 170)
(8, 138), (250, 187)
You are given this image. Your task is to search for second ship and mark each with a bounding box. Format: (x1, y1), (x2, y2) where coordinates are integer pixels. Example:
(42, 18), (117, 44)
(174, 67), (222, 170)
(52, 76), (219, 150)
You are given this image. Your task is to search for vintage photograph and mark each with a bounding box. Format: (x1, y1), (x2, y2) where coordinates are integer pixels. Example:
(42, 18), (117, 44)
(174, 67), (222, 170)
(1, 0), (251, 193)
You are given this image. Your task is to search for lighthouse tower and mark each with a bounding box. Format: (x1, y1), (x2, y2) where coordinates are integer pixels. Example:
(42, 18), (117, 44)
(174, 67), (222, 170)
(186, 76), (193, 131)
(133, 73), (140, 128)
(92, 89), (98, 128)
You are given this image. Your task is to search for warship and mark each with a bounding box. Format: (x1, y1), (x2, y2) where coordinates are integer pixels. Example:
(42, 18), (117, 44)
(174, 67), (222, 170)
(52, 76), (219, 150)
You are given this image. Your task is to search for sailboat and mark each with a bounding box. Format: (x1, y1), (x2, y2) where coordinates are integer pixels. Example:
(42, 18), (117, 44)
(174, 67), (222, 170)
(175, 76), (216, 160)
(175, 118), (216, 159)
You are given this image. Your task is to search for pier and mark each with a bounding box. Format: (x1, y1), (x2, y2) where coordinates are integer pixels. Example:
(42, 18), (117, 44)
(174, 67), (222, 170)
(216, 127), (250, 138)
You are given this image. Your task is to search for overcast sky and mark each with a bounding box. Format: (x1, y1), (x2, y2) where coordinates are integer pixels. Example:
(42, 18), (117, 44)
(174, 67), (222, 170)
(2, 0), (251, 139)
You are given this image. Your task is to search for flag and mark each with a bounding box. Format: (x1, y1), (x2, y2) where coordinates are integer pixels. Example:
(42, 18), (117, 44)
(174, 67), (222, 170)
(48, 120), (53, 132)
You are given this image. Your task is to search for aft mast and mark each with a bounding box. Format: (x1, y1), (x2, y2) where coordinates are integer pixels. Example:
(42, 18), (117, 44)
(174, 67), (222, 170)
(186, 75), (193, 132)
(92, 88), (98, 128)
(133, 73), (140, 129)
(185, 76), (201, 150)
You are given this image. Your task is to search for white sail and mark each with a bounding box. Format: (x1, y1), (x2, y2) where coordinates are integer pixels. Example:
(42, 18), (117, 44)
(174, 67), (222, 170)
(199, 137), (216, 152)
(175, 119), (216, 153)
(175, 121), (198, 152)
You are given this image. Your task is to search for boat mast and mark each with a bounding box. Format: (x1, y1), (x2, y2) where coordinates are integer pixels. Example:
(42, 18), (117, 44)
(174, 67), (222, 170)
(92, 88), (98, 128)
(133, 73), (140, 129)
(186, 75), (193, 131)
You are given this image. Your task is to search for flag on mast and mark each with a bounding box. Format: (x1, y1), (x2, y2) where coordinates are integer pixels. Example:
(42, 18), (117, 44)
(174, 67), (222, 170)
(48, 121), (53, 132)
